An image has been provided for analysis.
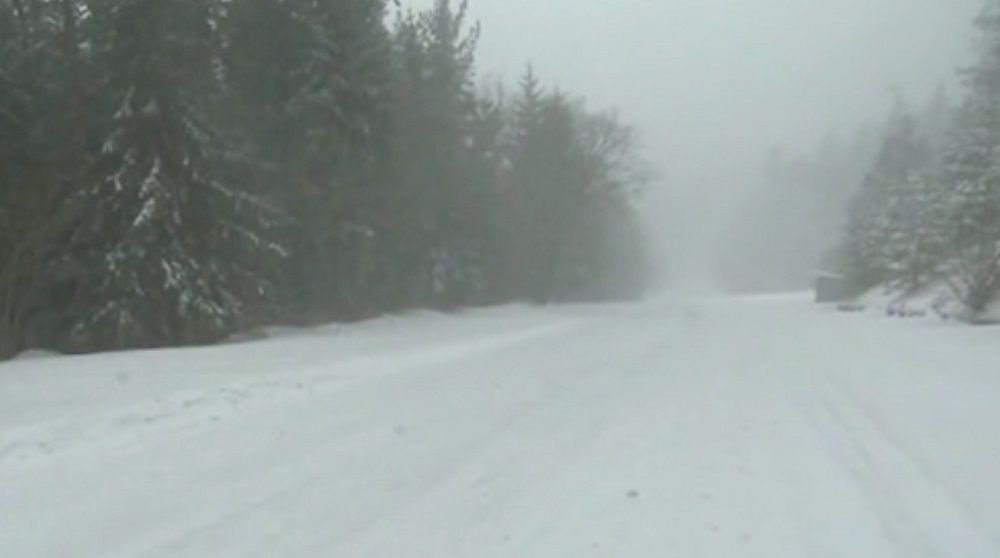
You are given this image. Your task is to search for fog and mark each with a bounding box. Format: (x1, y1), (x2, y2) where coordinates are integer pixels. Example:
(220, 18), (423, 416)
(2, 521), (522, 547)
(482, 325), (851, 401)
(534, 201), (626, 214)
(9, 2), (1000, 553)
(404, 0), (982, 291)
(1, 0), (992, 349)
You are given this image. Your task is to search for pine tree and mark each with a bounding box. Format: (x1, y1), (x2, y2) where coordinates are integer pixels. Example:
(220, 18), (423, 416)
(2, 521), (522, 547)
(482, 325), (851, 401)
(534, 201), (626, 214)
(514, 63), (544, 142)
(61, 0), (283, 351)
(936, 0), (1000, 313)
(222, 0), (308, 170)
(509, 92), (580, 302)
(389, 0), (484, 307)
(465, 83), (509, 302)
(0, 0), (97, 355)
(842, 104), (933, 293)
(0, 0), (39, 356)
(502, 65), (547, 299)
(295, 0), (394, 318)
(224, 0), (396, 321)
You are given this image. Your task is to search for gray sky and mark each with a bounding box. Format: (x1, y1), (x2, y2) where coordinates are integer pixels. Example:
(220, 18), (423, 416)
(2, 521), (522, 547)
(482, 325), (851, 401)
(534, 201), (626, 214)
(402, 0), (984, 284)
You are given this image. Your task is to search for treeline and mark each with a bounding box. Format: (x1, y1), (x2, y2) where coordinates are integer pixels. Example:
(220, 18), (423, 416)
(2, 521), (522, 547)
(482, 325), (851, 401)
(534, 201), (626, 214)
(717, 90), (949, 295)
(0, 0), (648, 358)
(837, 0), (1000, 319)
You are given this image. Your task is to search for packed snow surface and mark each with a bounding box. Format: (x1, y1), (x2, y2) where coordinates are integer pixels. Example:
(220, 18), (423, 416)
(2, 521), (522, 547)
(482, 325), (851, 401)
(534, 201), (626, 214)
(2, 294), (999, 557)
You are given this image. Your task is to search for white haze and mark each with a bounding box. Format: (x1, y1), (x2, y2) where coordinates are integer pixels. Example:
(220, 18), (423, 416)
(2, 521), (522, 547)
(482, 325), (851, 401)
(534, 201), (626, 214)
(402, 0), (983, 291)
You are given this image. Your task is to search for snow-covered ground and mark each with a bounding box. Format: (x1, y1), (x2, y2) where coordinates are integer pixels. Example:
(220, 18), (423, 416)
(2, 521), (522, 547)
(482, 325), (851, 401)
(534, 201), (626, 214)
(2, 294), (999, 557)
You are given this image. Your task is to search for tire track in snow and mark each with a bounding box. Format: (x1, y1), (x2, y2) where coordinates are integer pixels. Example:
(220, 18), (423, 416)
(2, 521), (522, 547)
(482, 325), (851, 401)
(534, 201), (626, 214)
(831, 376), (996, 547)
(89, 316), (637, 558)
(328, 331), (677, 557)
(806, 383), (997, 558)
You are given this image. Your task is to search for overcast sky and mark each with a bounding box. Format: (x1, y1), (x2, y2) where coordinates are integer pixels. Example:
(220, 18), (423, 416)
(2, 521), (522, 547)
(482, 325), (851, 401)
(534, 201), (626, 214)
(401, 0), (984, 283)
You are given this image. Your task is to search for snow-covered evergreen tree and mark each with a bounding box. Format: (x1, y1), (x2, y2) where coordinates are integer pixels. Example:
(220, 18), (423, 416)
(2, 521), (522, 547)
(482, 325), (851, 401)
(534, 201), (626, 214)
(936, 0), (1000, 313)
(225, 0), (396, 321)
(842, 104), (935, 293)
(63, 0), (284, 350)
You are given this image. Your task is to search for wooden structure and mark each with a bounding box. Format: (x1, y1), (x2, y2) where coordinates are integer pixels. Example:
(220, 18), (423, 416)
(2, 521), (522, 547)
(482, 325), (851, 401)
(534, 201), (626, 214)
(815, 271), (849, 303)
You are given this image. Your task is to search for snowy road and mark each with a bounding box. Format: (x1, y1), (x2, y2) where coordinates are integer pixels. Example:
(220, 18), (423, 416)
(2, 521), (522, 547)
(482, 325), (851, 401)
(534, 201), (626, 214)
(2, 295), (1000, 557)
